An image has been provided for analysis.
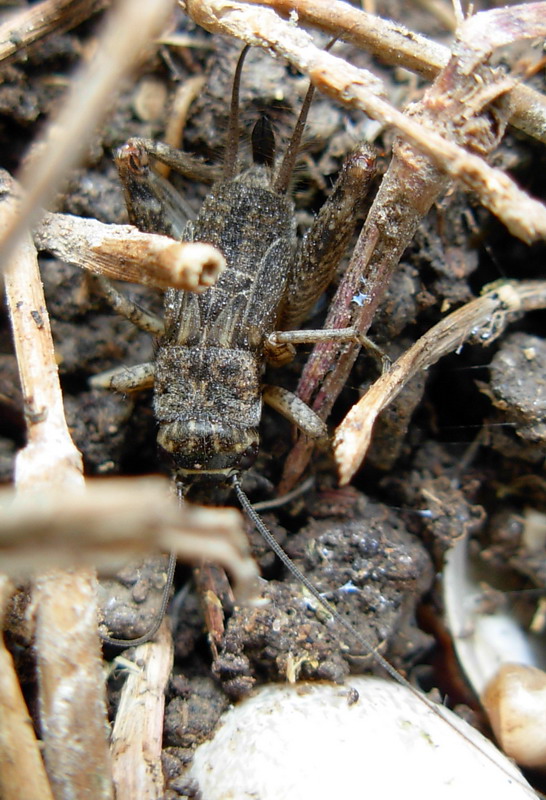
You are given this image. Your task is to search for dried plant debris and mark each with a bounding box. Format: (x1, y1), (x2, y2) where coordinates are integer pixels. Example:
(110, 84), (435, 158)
(1, 0), (546, 797)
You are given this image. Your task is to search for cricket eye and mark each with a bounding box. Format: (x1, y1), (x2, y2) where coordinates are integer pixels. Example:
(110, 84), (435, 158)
(119, 140), (148, 174)
(128, 150), (145, 173)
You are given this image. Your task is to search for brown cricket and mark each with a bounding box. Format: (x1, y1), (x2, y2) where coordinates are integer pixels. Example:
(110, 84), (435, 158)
(93, 47), (375, 487)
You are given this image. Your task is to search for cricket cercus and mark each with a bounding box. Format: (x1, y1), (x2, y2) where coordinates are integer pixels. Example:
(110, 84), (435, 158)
(92, 46), (376, 647)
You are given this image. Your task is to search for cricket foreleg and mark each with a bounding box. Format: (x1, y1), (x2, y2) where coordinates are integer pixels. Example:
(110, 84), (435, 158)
(263, 385), (327, 439)
(269, 328), (390, 373)
(279, 144), (376, 330)
(115, 138), (218, 240)
(129, 138), (219, 185)
(90, 361), (155, 393)
(94, 275), (165, 336)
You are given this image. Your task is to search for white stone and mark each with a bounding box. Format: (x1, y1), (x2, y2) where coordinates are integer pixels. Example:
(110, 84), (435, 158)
(187, 676), (537, 800)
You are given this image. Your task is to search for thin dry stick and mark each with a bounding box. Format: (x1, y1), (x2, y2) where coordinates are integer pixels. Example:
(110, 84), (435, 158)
(111, 621), (174, 800)
(1, 172), (114, 800)
(0, 478), (259, 602)
(0, 0), (108, 64)
(0, 0), (177, 267)
(185, 0), (546, 243)
(34, 212), (226, 291)
(0, 576), (55, 800)
(33, 570), (114, 800)
(242, 0), (546, 145)
(1, 177), (83, 491)
(334, 280), (546, 484)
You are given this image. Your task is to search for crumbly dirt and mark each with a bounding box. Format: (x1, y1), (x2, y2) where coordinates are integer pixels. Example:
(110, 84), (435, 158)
(1, 2), (546, 797)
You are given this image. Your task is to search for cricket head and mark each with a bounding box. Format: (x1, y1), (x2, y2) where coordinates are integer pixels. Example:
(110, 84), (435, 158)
(157, 420), (259, 485)
(154, 345), (262, 485)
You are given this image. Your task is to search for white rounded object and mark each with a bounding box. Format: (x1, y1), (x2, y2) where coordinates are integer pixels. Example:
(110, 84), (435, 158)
(483, 663), (546, 768)
(188, 677), (537, 800)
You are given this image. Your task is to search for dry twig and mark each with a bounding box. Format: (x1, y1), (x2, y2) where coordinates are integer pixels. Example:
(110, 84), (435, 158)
(1, 173), (113, 799)
(34, 212), (226, 291)
(0, 0), (108, 64)
(111, 622), (174, 800)
(334, 281), (546, 485)
(242, 0), (546, 145)
(33, 569), (114, 800)
(0, 478), (259, 601)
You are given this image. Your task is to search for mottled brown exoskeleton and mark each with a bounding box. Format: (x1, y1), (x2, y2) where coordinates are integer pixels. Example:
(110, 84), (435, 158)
(93, 47), (375, 489)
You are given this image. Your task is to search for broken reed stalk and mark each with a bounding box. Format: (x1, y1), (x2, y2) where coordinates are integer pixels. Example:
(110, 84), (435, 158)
(0, 0), (108, 65)
(110, 621), (174, 800)
(1, 173), (114, 799)
(0, 0), (177, 268)
(334, 280), (546, 485)
(0, 477), (259, 602)
(0, 575), (55, 800)
(34, 212), (226, 291)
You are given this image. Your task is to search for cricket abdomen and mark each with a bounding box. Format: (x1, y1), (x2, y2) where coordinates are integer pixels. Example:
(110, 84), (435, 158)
(154, 344), (261, 477)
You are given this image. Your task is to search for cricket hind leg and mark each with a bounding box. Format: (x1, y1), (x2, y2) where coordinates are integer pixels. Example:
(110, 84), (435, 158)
(279, 144), (377, 331)
(115, 137), (207, 240)
(96, 132), (220, 335)
(263, 385), (328, 440)
(89, 361), (155, 393)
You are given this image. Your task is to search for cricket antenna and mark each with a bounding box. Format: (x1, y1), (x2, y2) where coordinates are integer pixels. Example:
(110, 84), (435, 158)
(231, 473), (402, 681)
(273, 81), (315, 194)
(98, 483), (186, 648)
(99, 552), (177, 648)
(232, 474), (541, 791)
(223, 44), (251, 180)
(274, 38), (337, 194)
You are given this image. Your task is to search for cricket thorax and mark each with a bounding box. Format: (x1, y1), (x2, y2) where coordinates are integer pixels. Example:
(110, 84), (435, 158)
(154, 345), (261, 476)
(163, 171), (296, 345)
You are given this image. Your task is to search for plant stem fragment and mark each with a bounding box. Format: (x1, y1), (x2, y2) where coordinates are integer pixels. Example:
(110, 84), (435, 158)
(334, 280), (546, 485)
(34, 212), (226, 292)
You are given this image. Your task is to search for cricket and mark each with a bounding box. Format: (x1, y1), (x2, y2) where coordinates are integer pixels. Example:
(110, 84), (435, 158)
(92, 45), (380, 645)
(93, 46), (374, 488)
(85, 37), (540, 796)
(3, 1), (543, 793)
